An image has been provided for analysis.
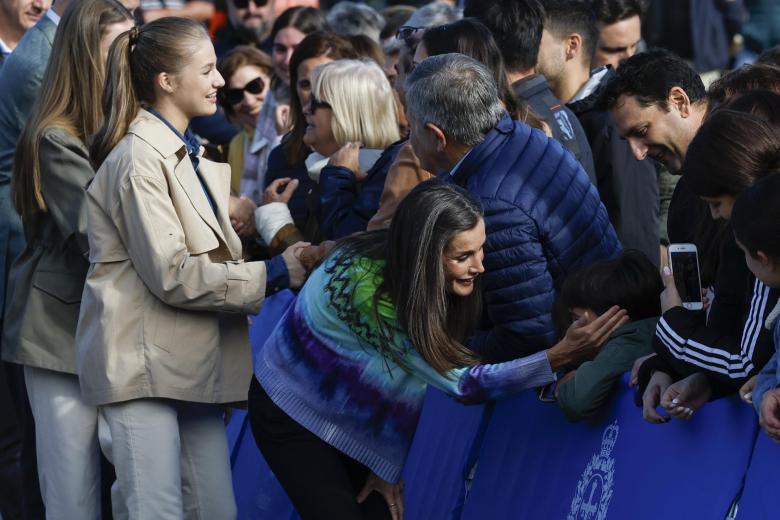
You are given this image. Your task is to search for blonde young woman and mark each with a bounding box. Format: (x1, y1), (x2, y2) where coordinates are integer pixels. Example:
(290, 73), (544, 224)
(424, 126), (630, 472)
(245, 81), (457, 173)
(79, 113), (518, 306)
(2, 0), (134, 517)
(78, 18), (306, 517)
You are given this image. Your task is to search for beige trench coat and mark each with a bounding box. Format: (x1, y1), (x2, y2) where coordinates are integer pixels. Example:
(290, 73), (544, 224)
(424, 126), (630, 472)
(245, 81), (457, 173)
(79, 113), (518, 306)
(75, 110), (267, 406)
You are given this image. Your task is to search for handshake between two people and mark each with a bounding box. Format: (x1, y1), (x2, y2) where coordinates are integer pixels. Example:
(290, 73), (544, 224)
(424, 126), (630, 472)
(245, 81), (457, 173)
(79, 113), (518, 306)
(280, 240), (336, 289)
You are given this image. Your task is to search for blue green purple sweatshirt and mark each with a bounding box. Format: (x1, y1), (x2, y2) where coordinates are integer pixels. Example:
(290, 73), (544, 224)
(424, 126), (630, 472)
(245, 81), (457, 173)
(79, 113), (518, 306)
(255, 255), (555, 483)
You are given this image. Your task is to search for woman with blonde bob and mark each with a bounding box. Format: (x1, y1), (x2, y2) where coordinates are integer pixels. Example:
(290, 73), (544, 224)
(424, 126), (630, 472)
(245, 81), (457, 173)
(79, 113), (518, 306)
(77, 17), (307, 517)
(2, 0), (134, 516)
(257, 58), (401, 242)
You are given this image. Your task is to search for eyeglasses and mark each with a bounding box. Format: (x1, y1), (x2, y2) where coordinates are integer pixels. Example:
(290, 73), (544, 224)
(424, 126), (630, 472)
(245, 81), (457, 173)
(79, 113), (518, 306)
(220, 77), (266, 106)
(232, 0), (268, 9)
(396, 26), (423, 40)
(309, 92), (331, 112)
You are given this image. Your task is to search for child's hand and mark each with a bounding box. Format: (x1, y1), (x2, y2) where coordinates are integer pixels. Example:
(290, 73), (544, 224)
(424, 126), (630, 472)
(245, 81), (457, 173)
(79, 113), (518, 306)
(760, 388), (780, 443)
(740, 375), (757, 404)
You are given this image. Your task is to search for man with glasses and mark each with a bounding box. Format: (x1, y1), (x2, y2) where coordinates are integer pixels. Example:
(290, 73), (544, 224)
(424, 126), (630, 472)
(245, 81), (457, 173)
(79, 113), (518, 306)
(215, 0), (276, 57)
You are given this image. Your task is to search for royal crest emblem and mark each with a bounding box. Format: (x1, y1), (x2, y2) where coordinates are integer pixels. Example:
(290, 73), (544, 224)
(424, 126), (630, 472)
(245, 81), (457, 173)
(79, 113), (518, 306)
(567, 420), (619, 520)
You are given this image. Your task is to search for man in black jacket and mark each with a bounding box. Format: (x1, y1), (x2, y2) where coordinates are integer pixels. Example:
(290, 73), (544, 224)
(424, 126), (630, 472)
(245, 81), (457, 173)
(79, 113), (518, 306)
(537, 0), (660, 264)
(464, 0), (597, 185)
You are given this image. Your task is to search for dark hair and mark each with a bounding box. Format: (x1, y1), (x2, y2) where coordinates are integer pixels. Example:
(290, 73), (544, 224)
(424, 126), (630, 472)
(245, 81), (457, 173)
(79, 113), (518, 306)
(217, 45), (273, 119)
(91, 17), (209, 167)
(708, 64), (780, 108)
(270, 6), (328, 45)
(380, 4), (416, 41)
(554, 250), (662, 337)
(590, 0), (646, 24)
(540, 0), (599, 62)
(284, 31), (357, 166)
(331, 179), (484, 374)
(719, 90), (780, 123)
(732, 173), (780, 259)
(464, 0), (544, 73)
(598, 49), (706, 112)
(421, 18), (544, 129)
(347, 33), (384, 65)
(757, 45), (780, 67)
(684, 109), (780, 198)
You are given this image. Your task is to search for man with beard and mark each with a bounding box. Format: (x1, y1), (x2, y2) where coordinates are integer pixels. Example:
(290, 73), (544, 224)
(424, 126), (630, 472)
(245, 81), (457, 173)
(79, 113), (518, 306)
(215, 0), (277, 56)
(537, 0), (660, 264)
(0, 0), (50, 66)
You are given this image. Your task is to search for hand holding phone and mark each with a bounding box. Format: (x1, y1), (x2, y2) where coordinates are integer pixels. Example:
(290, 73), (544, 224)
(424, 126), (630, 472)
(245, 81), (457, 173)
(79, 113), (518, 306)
(667, 243), (704, 311)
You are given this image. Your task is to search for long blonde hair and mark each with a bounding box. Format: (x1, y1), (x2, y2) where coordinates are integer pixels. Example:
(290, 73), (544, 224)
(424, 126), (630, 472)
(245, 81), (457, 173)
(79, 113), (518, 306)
(89, 17), (210, 167)
(12, 0), (133, 218)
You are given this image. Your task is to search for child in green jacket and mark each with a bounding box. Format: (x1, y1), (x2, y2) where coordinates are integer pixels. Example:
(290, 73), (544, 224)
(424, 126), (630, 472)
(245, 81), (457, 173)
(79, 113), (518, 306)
(554, 250), (663, 421)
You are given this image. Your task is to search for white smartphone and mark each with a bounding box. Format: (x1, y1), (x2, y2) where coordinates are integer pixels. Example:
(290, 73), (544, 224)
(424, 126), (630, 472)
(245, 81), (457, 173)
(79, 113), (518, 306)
(668, 243), (704, 311)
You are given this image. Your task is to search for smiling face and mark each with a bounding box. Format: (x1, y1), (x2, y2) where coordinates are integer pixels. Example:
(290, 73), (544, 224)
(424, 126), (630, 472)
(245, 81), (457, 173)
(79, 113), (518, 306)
(442, 219), (486, 297)
(302, 93), (338, 156)
(611, 93), (697, 173)
(227, 64), (270, 129)
(1, 0), (49, 33)
(168, 38), (225, 121)
(593, 15), (641, 70)
(226, 0), (275, 43)
(273, 26), (306, 85)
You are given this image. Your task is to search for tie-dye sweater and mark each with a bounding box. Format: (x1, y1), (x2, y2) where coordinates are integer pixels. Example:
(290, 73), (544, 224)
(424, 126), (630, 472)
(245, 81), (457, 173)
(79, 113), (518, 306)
(255, 255), (554, 483)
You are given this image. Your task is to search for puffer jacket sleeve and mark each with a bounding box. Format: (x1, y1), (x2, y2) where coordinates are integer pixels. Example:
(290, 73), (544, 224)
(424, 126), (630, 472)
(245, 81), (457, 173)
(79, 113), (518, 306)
(467, 197), (558, 362)
(467, 134), (621, 363)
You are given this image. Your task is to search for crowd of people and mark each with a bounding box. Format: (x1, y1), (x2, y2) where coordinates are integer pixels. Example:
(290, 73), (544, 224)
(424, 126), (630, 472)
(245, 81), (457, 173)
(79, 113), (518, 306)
(0, 0), (779, 518)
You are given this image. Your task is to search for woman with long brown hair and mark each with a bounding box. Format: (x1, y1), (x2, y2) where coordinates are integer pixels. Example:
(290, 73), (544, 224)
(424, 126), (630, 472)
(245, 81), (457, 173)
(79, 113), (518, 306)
(2, 0), (133, 516)
(250, 179), (627, 520)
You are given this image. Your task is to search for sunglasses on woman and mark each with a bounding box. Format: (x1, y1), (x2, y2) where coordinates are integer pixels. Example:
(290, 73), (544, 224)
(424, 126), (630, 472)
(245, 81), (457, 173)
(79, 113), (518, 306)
(309, 92), (332, 112)
(220, 76), (265, 106)
(232, 0), (268, 9)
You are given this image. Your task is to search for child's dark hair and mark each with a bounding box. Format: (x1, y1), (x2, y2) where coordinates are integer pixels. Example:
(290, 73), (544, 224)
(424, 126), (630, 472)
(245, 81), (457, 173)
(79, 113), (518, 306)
(554, 250), (662, 337)
(731, 173), (780, 259)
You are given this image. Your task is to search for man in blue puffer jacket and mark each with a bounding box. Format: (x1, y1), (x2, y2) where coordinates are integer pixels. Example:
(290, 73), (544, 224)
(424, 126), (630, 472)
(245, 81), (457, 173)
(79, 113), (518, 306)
(406, 53), (622, 363)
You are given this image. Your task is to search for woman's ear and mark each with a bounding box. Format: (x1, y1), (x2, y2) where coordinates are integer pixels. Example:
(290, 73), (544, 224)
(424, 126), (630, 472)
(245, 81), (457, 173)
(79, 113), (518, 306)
(155, 71), (177, 94)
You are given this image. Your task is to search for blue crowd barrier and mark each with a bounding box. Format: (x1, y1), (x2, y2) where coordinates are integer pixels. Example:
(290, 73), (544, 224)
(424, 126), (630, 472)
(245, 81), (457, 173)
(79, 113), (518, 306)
(401, 389), (488, 520)
(227, 409), (299, 520)
(236, 295), (766, 519)
(461, 375), (758, 520)
(733, 430), (779, 519)
(229, 290), (299, 520)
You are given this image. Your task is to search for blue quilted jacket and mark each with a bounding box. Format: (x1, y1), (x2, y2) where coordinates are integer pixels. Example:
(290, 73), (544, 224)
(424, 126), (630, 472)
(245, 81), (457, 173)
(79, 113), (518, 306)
(447, 114), (621, 362)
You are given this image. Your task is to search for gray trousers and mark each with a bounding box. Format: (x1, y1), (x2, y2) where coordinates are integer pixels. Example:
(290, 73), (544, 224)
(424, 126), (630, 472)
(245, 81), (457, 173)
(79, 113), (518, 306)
(99, 398), (236, 520)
